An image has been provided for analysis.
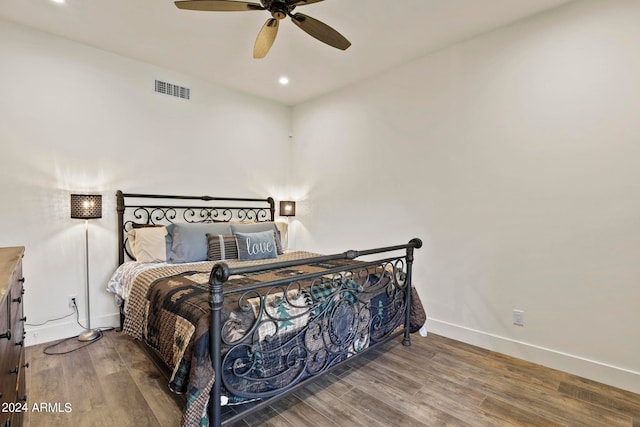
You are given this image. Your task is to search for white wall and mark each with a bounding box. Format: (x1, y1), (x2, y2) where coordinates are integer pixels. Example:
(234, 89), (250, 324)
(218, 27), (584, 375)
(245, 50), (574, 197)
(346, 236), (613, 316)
(291, 0), (640, 393)
(3, 0), (639, 394)
(0, 19), (291, 345)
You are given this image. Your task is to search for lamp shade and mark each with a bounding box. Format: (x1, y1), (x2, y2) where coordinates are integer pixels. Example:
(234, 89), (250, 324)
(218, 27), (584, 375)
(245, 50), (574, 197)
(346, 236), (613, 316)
(70, 194), (102, 219)
(279, 200), (296, 217)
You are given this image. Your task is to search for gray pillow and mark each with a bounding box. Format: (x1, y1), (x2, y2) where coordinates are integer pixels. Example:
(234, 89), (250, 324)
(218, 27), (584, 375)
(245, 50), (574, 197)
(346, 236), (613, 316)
(235, 231), (278, 261)
(231, 222), (283, 254)
(169, 223), (232, 263)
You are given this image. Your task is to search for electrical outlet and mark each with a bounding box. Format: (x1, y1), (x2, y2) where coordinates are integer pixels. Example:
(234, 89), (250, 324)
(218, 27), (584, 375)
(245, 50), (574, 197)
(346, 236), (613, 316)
(513, 309), (524, 326)
(68, 294), (78, 309)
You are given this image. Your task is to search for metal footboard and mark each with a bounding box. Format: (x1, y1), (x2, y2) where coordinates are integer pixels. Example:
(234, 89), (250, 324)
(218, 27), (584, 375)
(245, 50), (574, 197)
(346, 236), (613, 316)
(208, 238), (422, 426)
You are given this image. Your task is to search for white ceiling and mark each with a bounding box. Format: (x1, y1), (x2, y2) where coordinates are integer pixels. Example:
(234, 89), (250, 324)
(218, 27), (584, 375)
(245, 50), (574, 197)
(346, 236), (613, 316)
(0, 0), (573, 106)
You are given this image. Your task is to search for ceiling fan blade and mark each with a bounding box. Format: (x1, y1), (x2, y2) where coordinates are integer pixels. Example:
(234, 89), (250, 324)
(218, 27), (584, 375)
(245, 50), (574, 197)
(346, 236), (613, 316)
(287, 0), (325, 6)
(291, 13), (351, 51)
(254, 18), (279, 59)
(174, 0), (264, 12)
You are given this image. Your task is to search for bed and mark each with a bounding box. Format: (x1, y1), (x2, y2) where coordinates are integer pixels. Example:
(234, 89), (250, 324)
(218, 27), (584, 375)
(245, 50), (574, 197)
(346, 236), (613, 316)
(108, 191), (424, 427)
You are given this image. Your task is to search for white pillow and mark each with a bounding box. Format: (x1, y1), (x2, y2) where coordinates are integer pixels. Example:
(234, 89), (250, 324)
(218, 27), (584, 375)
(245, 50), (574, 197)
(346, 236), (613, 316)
(127, 226), (168, 263)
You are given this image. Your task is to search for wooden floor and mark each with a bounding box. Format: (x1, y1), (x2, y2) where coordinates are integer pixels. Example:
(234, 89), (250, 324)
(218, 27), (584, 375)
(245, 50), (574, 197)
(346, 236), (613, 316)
(24, 330), (639, 427)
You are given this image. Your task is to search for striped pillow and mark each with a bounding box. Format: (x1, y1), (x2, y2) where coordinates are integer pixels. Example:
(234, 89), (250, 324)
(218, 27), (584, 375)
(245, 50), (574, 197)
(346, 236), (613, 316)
(206, 234), (239, 261)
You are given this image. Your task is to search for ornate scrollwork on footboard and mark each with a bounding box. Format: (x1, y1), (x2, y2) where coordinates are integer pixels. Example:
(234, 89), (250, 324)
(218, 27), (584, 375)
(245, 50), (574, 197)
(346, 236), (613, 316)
(219, 259), (409, 399)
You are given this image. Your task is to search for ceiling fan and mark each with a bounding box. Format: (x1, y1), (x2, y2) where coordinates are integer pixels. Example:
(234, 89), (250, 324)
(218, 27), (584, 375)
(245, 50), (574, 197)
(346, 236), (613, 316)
(174, 0), (351, 58)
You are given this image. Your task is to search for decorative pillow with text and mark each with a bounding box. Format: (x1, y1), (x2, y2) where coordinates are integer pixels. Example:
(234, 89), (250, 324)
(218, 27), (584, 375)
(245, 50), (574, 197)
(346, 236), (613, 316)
(235, 230), (278, 261)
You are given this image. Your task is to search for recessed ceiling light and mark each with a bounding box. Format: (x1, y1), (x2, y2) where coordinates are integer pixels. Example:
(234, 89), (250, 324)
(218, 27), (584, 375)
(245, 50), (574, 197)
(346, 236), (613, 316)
(279, 76), (289, 86)
(51, 0), (65, 3)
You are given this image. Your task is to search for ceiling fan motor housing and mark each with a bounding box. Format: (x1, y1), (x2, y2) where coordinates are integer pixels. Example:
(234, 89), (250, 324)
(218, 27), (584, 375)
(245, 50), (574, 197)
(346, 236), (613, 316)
(269, 0), (289, 20)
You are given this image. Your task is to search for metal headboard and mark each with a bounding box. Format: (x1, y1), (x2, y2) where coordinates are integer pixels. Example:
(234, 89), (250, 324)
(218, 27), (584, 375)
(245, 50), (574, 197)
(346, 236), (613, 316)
(116, 190), (275, 265)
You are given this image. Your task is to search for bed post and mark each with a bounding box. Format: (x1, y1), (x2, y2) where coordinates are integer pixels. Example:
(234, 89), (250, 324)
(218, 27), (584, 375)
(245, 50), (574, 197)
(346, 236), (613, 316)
(403, 238), (422, 346)
(209, 263), (229, 427)
(116, 190), (125, 265)
(267, 197), (275, 221)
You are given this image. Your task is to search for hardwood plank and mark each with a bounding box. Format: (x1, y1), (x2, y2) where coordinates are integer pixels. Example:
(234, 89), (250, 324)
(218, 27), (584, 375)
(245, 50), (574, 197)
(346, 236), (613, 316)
(365, 338), (437, 367)
(399, 348), (479, 386)
(563, 374), (640, 405)
(270, 394), (339, 426)
(23, 331), (640, 427)
(93, 370), (161, 427)
(294, 380), (386, 427)
(125, 360), (183, 427)
(344, 385), (466, 427)
(309, 372), (354, 398)
(61, 342), (107, 413)
(480, 396), (566, 427)
(467, 377), (633, 427)
(363, 346), (468, 399)
(25, 366), (72, 427)
(345, 352), (424, 396)
(241, 405), (293, 427)
(412, 374), (511, 427)
(558, 382), (640, 421)
(424, 333), (492, 358)
(26, 342), (63, 375)
(86, 331), (127, 377)
(341, 360), (470, 426)
(109, 330), (183, 426)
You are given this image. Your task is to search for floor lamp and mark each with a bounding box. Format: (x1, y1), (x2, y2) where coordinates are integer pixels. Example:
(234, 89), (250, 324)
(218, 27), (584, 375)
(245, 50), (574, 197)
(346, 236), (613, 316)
(70, 194), (102, 342)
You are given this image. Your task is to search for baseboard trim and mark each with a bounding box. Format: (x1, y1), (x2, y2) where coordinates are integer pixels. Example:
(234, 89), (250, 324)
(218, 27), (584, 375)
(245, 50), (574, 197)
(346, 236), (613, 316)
(427, 318), (640, 395)
(24, 312), (120, 347)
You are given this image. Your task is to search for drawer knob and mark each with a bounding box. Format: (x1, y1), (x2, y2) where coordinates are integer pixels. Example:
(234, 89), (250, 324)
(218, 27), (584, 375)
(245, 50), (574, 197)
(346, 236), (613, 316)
(12, 296), (22, 304)
(23, 362), (29, 369)
(19, 395), (27, 402)
(15, 340), (24, 347)
(9, 365), (19, 374)
(20, 316), (27, 322)
(0, 330), (10, 340)
(18, 277), (25, 283)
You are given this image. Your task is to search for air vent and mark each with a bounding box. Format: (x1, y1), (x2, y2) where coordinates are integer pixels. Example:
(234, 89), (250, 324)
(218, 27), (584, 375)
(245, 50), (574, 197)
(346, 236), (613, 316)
(154, 80), (190, 100)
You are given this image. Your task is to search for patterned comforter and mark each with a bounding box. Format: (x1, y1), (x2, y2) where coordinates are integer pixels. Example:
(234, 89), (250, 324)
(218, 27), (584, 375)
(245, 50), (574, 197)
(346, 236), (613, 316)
(119, 252), (418, 426)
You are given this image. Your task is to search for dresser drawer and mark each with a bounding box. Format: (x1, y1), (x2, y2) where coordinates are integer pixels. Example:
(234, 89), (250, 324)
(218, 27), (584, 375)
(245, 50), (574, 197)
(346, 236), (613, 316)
(0, 247), (25, 427)
(0, 339), (21, 403)
(8, 260), (23, 331)
(0, 299), (12, 408)
(9, 288), (24, 352)
(11, 351), (27, 427)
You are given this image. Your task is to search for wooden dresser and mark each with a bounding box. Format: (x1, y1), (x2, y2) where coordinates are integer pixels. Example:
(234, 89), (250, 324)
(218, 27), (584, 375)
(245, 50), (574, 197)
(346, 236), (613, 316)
(0, 247), (27, 427)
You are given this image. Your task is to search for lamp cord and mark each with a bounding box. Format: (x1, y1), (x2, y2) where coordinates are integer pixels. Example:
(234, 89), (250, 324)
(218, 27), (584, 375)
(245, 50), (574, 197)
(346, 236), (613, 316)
(35, 300), (114, 355)
(25, 309), (76, 327)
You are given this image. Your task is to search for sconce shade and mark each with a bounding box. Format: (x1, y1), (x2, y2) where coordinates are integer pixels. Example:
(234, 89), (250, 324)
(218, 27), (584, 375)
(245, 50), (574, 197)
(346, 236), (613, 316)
(70, 194), (102, 219)
(279, 200), (296, 217)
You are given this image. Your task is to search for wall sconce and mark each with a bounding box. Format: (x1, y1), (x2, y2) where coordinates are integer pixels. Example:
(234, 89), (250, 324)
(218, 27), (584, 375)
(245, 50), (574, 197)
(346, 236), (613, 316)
(279, 200), (296, 217)
(278, 201), (296, 250)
